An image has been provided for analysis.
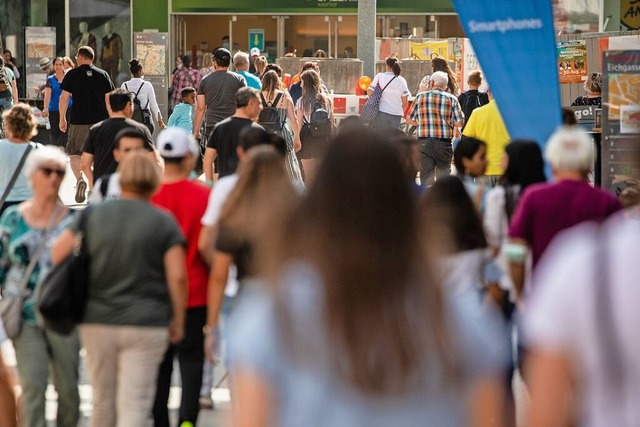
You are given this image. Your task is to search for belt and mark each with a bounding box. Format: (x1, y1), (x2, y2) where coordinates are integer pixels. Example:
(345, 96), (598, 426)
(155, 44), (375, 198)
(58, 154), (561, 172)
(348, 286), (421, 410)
(419, 137), (451, 142)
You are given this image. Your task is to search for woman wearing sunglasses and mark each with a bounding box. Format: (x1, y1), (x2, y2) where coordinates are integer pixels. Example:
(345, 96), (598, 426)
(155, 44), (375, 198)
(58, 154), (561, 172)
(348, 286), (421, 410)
(0, 103), (44, 216)
(0, 146), (80, 427)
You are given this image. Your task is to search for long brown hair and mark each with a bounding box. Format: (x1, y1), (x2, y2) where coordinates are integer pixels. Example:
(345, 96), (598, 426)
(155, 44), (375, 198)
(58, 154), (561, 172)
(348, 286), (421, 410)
(261, 70), (280, 101)
(267, 128), (458, 394)
(219, 146), (297, 239)
(300, 69), (324, 115)
(431, 57), (459, 95)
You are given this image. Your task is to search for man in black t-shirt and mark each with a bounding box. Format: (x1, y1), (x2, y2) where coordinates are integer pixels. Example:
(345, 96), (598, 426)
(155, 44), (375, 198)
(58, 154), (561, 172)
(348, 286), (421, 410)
(59, 46), (114, 202)
(81, 89), (154, 186)
(203, 87), (263, 181)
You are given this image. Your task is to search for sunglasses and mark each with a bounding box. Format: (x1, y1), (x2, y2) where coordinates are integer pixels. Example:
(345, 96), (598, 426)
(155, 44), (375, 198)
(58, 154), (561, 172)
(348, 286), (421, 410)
(39, 167), (65, 178)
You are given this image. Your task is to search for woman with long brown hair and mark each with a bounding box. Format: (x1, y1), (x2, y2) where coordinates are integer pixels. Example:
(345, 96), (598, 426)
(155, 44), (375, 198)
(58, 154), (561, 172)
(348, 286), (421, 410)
(295, 69), (334, 184)
(229, 127), (507, 427)
(259, 70), (303, 184)
(419, 56), (460, 95)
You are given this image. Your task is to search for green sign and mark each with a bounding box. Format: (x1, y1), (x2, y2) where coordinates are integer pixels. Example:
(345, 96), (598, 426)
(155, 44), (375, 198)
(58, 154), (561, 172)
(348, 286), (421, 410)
(172, 0), (454, 14)
(248, 29), (265, 51)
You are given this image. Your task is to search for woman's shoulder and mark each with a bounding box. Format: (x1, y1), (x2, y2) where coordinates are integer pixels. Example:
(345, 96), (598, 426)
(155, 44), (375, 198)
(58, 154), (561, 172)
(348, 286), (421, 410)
(0, 204), (22, 228)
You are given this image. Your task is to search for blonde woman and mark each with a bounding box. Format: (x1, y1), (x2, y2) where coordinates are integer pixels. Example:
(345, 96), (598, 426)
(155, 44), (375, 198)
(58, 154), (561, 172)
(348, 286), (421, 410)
(260, 70), (303, 183)
(254, 56), (267, 78)
(199, 53), (214, 77)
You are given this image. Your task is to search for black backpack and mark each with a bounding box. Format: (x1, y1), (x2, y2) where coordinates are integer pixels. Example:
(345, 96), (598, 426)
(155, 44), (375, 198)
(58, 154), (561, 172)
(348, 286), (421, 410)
(460, 91), (487, 126)
(125, 82), (150, 124)
(258, 92), (285, 134)
(307, 99), (331, 138)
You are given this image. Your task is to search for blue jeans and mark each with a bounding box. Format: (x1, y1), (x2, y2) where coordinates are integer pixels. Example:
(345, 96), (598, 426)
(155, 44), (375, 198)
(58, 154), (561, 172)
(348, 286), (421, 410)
(418, 137), (452, 186)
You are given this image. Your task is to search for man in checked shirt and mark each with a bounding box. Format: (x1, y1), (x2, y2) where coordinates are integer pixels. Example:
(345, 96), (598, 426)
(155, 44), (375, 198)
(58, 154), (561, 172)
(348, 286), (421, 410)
(407, 71), (463, 186)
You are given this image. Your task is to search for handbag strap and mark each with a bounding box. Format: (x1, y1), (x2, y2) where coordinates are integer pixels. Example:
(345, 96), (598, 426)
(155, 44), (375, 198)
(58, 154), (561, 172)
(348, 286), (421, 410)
(380, 75), (398, 94)
(17, 204), (63, 296)
(0, 144), (33, 207)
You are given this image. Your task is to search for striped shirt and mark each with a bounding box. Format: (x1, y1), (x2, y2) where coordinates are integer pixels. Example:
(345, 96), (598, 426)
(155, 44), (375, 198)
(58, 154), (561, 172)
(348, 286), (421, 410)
(410, 89), (463, 139)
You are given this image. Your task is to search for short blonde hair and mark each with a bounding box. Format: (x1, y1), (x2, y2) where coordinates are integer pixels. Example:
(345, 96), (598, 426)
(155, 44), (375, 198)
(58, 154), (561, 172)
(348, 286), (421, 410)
(545, 126), (594, 173)
(3, 103), (38, 141)
(201, 53), (213, 68)
(468, 70), (482, 86)
(118, 152), (160, 198)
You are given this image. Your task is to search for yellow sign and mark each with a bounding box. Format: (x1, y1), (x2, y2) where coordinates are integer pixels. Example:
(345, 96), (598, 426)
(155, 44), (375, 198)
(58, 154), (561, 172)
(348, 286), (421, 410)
(410, 41), (448, 60)
(621, 0), (640, 30)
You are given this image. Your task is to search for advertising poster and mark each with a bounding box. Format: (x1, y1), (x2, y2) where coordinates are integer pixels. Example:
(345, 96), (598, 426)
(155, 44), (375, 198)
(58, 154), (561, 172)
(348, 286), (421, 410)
(557, 40), (587, 84)
(409, 41), (448, 60)
(24, 27), (56, 100)
(602, 50), (640, 193)
(451, 0), (561, 152)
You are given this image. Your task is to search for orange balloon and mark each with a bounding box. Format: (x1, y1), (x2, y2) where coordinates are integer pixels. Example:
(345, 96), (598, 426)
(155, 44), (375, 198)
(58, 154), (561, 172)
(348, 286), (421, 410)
(358, 76), (372, 91)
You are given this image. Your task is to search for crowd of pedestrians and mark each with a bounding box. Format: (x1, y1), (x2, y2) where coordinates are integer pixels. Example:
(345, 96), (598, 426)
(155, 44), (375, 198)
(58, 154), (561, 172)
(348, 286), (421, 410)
(0, 46), (636, 427)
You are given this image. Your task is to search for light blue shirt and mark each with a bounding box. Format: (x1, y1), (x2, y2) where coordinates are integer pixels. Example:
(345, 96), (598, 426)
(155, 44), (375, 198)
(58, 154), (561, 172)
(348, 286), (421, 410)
(167, 103), (194, 133)
(0, 141), (40, 203)
(236, 71), (262, 90)
(230, 261), (507, 427)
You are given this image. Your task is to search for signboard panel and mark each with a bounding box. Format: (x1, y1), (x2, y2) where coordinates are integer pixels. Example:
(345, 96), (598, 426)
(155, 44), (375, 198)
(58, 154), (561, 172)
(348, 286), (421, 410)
(601, 50), (640, 193)
(248, 29), (265, 52)
(172, 0), (454, 14)
(24, 27), (56, 101)
(134, 32), (169, 124)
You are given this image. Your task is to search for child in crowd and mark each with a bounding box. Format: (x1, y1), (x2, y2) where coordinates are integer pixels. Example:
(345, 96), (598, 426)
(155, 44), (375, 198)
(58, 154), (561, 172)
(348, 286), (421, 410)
(454, 136), (489, 213)
(168, 86), (196, 133)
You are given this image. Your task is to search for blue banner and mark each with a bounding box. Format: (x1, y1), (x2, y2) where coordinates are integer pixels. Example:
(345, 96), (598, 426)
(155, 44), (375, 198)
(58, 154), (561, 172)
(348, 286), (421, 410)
(452, 0), (561, 148)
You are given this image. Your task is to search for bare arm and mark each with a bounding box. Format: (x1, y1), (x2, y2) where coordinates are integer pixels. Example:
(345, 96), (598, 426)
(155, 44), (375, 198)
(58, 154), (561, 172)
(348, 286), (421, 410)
(59, 91), (70, 132)
(232, 369), (274, 427)
(401, 95), (408, 111)
(193, 94), (206, 138)
(42, 88), (52, 117)
(105, 92), (112, 116)
(469, 376), (505, 427)
(285, 95), (301, 152)
(507, 237), (529, 304)
(81, 153), (94, 188)
(197, 224), (216, 266)
(10, 80), (17, 105)
(204, 251), (231, 361)
(203, 147), (217, 182)
(51, 229), (76, 265)
(527, 351), (574, 427)
(164, 244), (187, 344)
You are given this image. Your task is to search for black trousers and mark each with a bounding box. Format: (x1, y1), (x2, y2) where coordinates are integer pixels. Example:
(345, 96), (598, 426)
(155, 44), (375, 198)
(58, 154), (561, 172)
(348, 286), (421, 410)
(153, 307), (206, 426)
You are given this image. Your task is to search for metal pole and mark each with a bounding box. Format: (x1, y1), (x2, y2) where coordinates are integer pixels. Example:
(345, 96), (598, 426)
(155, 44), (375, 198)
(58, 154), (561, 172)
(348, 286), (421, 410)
(357, 0), (376, 76)
(325, 16), (332, 57)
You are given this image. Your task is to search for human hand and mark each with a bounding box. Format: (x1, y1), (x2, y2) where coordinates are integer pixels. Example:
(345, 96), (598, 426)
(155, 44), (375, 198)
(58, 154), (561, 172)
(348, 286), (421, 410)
(194, 129), (202, 139)
(204, 327), (221, 363)
(42, 108), (49, 118)
(59, 117), (67, 133)
(169, 320), (184, 344)
(294, 138), (302, 152)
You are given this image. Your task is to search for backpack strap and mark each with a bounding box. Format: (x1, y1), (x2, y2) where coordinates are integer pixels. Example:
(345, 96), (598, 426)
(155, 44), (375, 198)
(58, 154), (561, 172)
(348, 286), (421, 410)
(380, 75), (398, 94)
(100, 173), (112, 198)
(260, 92), (269, 107)
(273, 92), (284, 108)
(135, 82), (150, 110)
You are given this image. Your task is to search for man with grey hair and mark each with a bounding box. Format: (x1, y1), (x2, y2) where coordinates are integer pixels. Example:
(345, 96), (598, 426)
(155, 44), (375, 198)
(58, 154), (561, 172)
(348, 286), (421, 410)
(203, 87), (263, 181)
(507, 126), (622, 301)
(407, 70), (463, 186)
(233, 51), (262, 90)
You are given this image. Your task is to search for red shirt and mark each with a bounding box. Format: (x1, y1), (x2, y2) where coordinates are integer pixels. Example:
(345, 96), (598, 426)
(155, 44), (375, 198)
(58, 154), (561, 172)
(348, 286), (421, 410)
(152, 179), (211, 308)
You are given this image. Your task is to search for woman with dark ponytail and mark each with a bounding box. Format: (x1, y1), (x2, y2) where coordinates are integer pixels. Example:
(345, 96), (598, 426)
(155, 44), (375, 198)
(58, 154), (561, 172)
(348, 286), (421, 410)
(121, 58), (165, 133)
(366, 56), (410, 131)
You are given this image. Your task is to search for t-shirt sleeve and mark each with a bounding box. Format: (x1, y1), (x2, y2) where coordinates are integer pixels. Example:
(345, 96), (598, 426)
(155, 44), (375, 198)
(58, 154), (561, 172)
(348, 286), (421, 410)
(45, 77), (53, 89)
(508, 189), (534, 242)
(104, 71), (115, 92)
(484, 187), (505, 249)
(81, 126), (97, 154)
(60, 72), (73, 93)
(228, 285), (281, 381)
(451, 98), (464, 123)
(400, 77), (410, 97)
(161, 214), (187, 251)
(201, 180), (232, 226)
(214, 225), (241, 254)
(368, 73), (380, 91)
